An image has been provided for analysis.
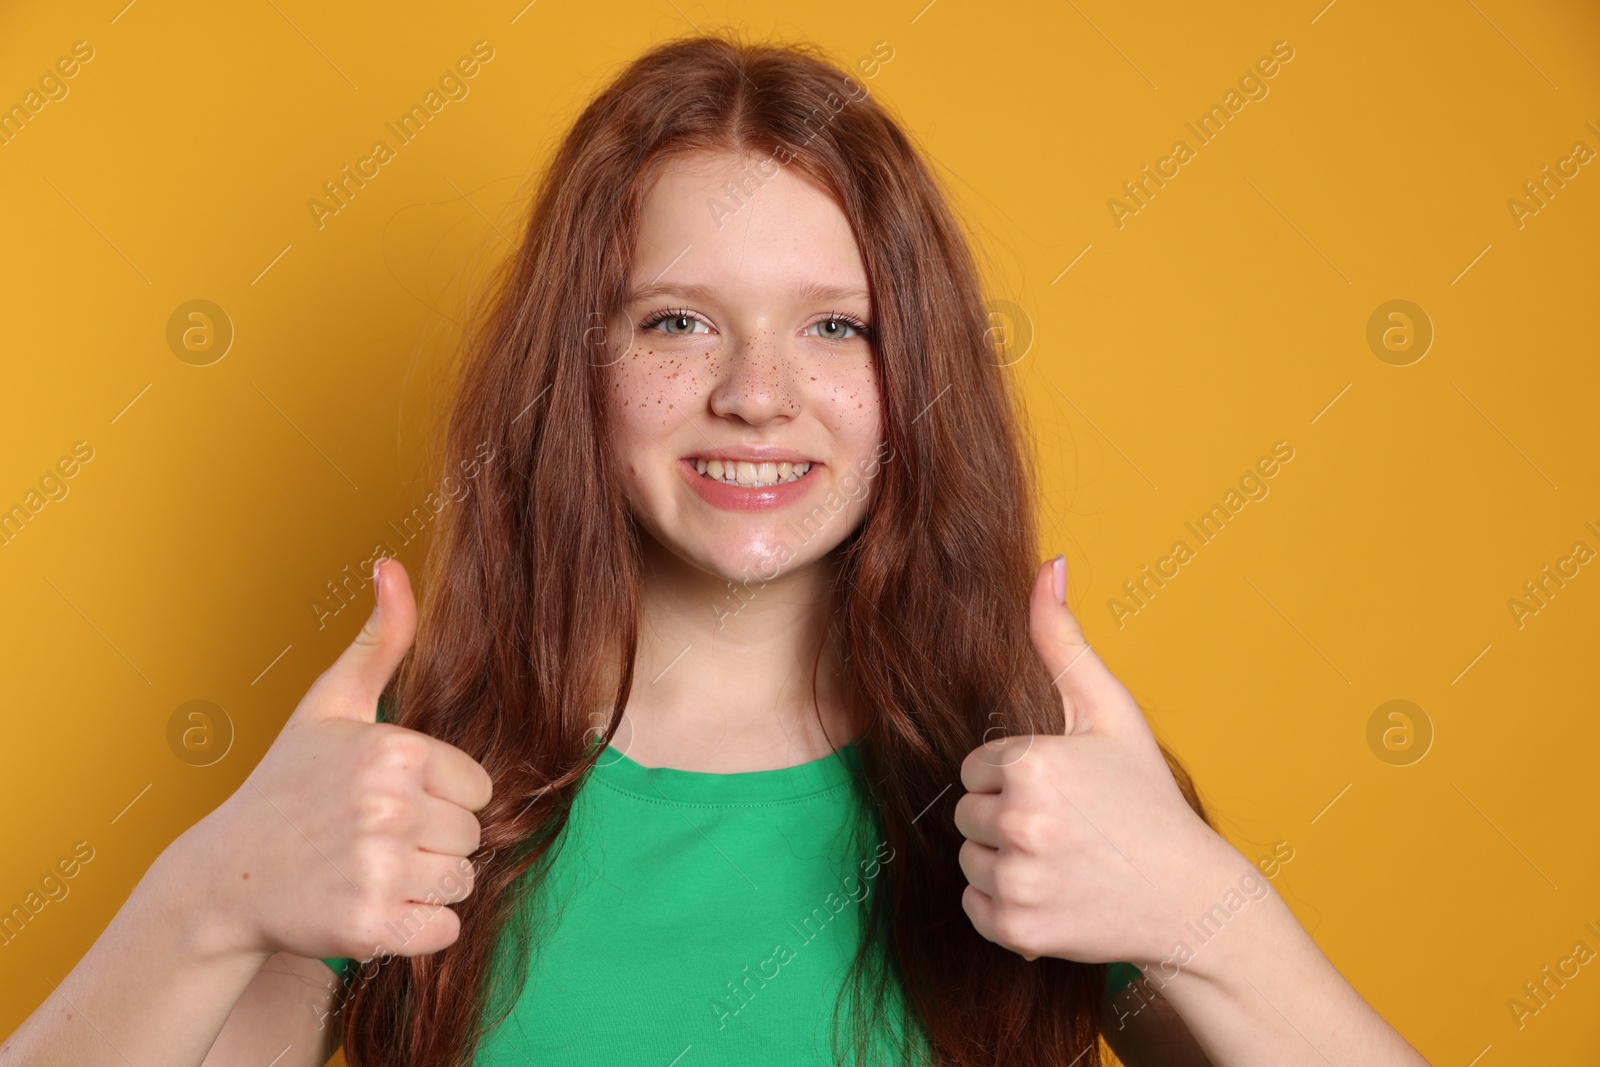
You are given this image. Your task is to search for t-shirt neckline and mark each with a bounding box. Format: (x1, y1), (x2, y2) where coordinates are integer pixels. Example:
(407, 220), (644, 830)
(587, 734), (862, 804)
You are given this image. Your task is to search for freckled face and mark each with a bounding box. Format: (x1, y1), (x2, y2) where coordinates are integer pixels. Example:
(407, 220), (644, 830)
(602, 150), (883, 585)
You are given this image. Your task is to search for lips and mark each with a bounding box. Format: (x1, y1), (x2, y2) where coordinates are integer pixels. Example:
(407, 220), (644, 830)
(689, 457), (812, 488)
(679, 457), (819, 511)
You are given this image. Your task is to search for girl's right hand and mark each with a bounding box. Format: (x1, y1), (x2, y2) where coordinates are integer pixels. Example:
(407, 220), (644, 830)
(175, 557), (493, 966)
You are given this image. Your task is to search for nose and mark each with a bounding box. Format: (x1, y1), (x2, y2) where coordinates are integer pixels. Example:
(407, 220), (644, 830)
(707, 328), (801, 425)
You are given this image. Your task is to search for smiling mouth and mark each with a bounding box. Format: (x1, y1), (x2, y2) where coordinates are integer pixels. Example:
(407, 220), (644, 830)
(690, 458), (814, 488)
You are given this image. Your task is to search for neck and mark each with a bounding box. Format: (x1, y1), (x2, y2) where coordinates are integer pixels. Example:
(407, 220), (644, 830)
(611, 532), (855, 772)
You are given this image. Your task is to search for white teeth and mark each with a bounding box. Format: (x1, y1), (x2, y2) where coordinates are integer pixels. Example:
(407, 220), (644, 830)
(690, 458), (812, 487)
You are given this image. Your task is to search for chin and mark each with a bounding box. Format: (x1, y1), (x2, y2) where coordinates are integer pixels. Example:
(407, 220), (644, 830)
(637, 517), (829, 587)
(631, 479), (863, 588)
(690, 529), (816, 584)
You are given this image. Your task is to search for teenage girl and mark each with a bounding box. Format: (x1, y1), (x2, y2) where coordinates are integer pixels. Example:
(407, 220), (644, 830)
(2, 32), (1431, 1067)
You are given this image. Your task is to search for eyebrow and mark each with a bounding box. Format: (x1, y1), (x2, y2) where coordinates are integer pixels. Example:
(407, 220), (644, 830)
(626, 280), (871, 307)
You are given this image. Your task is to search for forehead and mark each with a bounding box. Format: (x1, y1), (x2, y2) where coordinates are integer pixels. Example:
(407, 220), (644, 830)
(628, 151), (869, 304)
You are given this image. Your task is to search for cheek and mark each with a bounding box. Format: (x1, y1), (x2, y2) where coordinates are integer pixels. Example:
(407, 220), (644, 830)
(818, 359), (882, 440)
(607, 347), (719, 425)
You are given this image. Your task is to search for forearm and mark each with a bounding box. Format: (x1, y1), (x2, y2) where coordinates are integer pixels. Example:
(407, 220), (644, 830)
(1, 836), (269, 1067)
(1125, 860), (1429, 1067)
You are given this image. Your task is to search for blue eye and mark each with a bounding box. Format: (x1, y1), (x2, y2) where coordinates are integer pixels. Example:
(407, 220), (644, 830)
(806, 314), (871, 341)
(637, 307), (873, 341)
(640, 308), (709, 335)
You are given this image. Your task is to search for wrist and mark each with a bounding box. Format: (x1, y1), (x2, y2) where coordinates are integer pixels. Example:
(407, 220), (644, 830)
(139, 816), (271, 967)
(1126, 833), (1261, 974)
(1144, 843), (1292, 989)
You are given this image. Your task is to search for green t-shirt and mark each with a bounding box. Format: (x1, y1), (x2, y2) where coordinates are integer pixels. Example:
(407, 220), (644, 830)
(323, 714), (1138, 1062)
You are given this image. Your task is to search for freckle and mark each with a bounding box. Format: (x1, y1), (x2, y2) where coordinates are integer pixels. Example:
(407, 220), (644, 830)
(242, 872), (250, 880)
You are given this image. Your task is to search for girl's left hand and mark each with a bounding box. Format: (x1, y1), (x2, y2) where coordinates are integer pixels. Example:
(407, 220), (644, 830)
(954, 554), (1249, 968)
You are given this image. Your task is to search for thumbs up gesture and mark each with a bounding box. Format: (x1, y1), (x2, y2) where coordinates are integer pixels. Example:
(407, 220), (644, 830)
(181, 559), (493, 966)
(954, 555), (1249, 968)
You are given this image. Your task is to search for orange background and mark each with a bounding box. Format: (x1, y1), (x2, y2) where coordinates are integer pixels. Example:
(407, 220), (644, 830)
(1, 1), (1596, 1064)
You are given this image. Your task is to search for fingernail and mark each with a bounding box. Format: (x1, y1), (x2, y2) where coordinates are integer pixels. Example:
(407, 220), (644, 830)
(373, 557), (386, 606)
(1052, 554), (1066, 605)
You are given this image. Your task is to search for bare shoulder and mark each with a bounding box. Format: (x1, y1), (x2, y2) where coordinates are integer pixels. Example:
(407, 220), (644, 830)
(1103, 977), (1213, 1067)
(200, 952), (345, 1067)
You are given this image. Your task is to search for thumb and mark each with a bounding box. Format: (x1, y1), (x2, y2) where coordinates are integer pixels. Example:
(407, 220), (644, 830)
(1028, 554), (1115, 735)
(306, 557), (417, 723)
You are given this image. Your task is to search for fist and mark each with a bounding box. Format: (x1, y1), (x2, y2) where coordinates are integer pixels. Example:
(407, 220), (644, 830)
(192, 558), (493, 964)
(953, 555), (1246, 968)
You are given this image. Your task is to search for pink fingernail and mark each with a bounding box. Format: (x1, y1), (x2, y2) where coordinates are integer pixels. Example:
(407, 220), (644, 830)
(373, 557), (385, 605)
(1052, 555), (1066, 604)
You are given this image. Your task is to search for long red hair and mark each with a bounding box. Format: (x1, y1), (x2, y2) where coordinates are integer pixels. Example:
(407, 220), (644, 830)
(340, 29), (1209, 1066)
